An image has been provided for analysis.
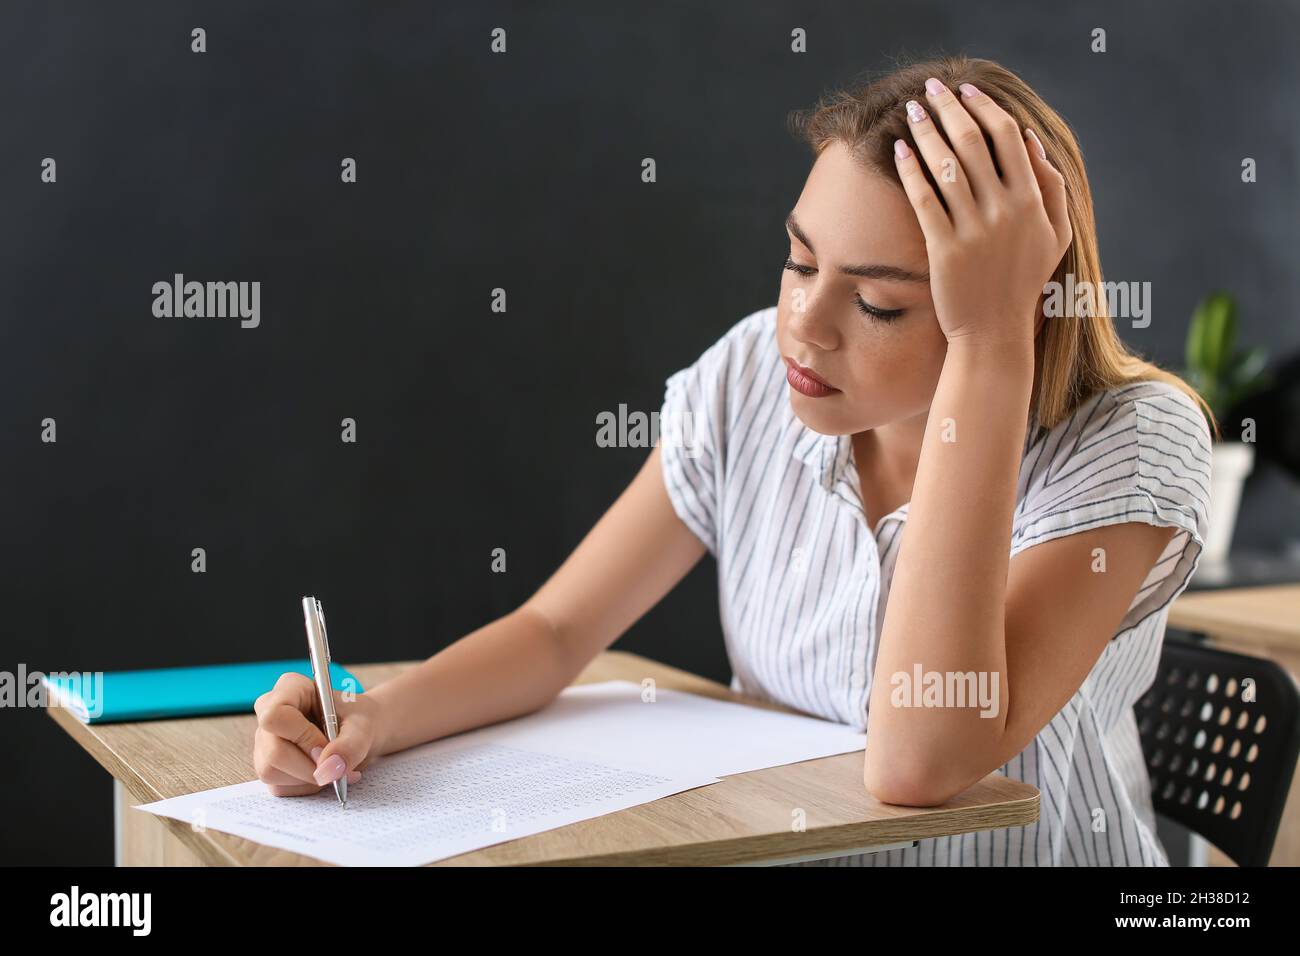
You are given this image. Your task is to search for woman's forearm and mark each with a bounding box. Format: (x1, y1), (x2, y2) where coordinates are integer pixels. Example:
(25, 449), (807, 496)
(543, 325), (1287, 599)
(865, 335), (1035, 797)
(365, 605), (582, 756)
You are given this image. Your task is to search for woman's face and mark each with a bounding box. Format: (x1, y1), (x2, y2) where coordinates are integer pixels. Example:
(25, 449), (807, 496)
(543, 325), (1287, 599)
(776, 140), (949, 436)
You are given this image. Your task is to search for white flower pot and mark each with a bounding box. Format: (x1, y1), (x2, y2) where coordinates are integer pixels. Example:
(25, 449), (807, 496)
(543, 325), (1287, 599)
(1203, 441), (1255, 565)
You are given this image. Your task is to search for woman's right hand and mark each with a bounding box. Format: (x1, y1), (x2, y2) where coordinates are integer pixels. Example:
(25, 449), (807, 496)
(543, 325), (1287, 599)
(253, 672), (386, 796)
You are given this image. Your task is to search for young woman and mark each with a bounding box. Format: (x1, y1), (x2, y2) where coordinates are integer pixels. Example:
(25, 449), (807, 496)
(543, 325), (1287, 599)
(253, 56), (1214, 866)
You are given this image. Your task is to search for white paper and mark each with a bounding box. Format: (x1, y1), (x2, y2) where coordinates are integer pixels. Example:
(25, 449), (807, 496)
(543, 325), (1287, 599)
(136, 680), (865, 866)
(471, 680), (866, 777)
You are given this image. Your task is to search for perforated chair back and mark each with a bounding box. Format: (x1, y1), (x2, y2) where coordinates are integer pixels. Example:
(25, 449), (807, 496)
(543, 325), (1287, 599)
(1136, 636), (1300, 866)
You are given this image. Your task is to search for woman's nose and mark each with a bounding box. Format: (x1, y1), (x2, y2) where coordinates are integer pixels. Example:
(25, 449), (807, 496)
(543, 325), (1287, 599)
(787, 289), (839, 351)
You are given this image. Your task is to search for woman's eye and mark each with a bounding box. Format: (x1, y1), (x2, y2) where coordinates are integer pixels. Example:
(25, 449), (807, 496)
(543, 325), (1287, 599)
(855, 294), (905, 322)
(783, 255), (816, 277)
(784, 255), (904, 321)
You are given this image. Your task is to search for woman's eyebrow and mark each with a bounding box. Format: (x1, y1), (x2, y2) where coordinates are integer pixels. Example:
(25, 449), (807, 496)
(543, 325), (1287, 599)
(785, 212), (930, 283)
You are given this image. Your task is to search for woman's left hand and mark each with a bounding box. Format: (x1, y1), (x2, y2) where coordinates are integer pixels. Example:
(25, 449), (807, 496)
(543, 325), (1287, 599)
(893, 78), (1073, 349)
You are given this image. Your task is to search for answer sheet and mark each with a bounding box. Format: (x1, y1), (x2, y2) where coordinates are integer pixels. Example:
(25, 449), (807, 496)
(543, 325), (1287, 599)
(136, 680), (866, 866)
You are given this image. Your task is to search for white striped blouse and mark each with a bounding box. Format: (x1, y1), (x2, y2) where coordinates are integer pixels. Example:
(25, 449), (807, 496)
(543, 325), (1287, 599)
(658, 305), (1213, 866)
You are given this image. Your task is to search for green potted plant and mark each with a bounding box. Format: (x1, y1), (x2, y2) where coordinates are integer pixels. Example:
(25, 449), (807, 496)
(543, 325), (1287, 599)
(1183, 291), (1271, 563)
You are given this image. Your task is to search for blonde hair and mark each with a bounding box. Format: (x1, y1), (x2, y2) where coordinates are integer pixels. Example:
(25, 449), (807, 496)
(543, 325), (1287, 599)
(787, 55), (1217, 437)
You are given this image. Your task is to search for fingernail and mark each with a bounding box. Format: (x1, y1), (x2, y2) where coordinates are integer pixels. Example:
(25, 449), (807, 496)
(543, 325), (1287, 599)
(924, 77), (944, 96)
(959, 82), (980, 99)
(1026, 127), (1047, 161)
(313, 754), (346, 785)
(310, 746), (323, 762)
(347, 770), (361, 783)
(894, 138), (912, 159)
(905, 100), (927, 124)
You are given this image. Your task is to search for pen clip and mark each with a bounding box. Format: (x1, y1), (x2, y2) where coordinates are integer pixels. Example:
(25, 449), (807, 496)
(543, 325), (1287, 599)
(315, 599), (332, 664)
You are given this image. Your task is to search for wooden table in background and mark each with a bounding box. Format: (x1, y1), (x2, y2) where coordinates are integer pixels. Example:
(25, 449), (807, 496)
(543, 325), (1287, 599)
(1169, 583), (1300, 867)
(48, 651), (1039, 866)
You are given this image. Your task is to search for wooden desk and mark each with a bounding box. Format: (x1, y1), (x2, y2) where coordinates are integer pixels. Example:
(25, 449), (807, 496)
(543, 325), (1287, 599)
(49, 650), (1039, 866)
(1169, 584), (1300, 867)
(1170, 584), (1300, 652)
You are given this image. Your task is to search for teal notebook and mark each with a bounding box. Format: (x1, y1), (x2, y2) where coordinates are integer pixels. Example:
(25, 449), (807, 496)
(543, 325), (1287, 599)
(41, 659), (364, 724)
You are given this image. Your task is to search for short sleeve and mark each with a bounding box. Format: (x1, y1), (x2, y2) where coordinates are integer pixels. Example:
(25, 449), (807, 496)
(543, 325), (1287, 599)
(1010, 382), (1213, 634)
(657, 308), (778, 557)
(659, 348), (728, 558)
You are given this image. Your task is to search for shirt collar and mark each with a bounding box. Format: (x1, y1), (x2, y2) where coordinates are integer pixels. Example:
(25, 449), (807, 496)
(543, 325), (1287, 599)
(792, 427), (846, 491)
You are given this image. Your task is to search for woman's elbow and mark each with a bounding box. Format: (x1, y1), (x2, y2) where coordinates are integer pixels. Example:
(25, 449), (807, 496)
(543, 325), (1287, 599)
(863, 754), (966, 807)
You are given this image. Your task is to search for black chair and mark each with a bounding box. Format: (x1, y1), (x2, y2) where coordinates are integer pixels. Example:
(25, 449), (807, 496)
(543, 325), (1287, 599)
(1136, 635), (1300, 866)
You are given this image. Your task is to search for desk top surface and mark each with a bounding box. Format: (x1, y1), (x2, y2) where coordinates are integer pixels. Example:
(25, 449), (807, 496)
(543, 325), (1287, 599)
(49, 651), (1039, 865)
(1169, 583), (1300, 648)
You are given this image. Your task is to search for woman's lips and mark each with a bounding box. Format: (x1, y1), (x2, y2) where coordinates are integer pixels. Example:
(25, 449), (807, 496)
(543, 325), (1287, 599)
(784, 357), (840, 398)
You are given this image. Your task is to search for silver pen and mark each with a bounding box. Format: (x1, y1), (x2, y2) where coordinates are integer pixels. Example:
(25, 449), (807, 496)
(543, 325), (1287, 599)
(302, 596), (347, 806)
